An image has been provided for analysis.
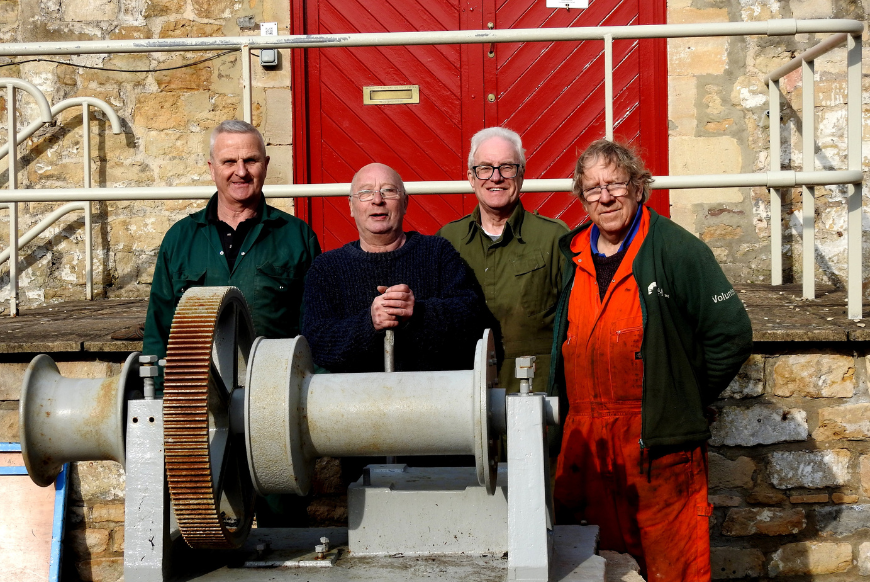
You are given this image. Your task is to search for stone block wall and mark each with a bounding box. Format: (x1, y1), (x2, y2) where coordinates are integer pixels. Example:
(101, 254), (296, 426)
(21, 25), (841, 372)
(666, 0), (870, 294)
(709, 348), (870, 580)
(0, 0), (295, 311)
(0, 1), (863, 307)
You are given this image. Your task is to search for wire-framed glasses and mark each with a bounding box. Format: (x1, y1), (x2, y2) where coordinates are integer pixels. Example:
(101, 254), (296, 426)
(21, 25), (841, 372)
(582, 182), (630, 202)
(353, 187), (402, 202)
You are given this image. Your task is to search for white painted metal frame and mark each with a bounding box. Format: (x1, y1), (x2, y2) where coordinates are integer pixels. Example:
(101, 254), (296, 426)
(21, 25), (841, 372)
(764, 32), (864, 318)
(0, 82), (122, 315)
(0, 19), (863, 317)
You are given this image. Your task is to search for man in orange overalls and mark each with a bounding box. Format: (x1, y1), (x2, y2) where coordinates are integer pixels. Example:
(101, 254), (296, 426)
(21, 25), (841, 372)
(548, 140), (752, 581)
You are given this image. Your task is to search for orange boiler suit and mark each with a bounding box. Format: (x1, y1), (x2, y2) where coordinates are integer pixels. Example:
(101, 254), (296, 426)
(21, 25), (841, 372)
(553, 208), (712, 581)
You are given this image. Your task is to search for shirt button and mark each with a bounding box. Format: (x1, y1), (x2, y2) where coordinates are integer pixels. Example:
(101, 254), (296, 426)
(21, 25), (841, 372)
(219, 251), (225, 255)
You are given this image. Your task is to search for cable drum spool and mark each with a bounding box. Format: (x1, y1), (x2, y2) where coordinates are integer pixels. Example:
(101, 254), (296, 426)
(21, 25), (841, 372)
(19, 351), (140, 487)
(245, 329), (500, 496)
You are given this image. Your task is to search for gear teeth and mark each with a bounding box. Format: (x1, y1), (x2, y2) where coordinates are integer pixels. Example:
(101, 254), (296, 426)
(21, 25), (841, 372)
(163, 287), (252, 550)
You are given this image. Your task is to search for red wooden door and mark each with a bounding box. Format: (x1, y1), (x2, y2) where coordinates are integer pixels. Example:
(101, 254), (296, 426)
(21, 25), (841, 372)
(292, 0), (667, 250)
(483, 0), (669, 224)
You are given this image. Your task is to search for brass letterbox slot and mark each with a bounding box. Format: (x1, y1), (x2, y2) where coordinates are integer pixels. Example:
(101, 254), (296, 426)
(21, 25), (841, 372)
(363, 85), (420, 105)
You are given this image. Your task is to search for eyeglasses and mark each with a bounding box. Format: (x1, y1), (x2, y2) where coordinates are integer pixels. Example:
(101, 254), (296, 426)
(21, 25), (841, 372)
(353, 187), (402, 202)
(471, 163), (521, 180)
(581, 182), (631, 202)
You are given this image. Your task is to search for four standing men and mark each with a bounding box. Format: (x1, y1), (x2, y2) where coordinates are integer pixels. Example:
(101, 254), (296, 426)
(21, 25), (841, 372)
(144, 121), (751, 578)
(439, 128), (567, 392)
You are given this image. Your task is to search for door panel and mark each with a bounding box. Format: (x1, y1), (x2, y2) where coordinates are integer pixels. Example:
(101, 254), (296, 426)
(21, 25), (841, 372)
(295, 0), (466, 249)
(293, 0), (668, 250)
(487, 0), (667, 227)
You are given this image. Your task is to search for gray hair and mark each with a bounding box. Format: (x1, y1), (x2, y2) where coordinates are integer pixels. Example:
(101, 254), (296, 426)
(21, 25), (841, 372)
(573, 139), (653, 203)
(467, 127), (526, 170)
(209, 120), (266, 159)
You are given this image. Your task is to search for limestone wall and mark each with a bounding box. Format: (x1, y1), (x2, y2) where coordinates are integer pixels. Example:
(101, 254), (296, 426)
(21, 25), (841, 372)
(0, 0), (295, 310)
(667, 0), (870, 293)
(709, 349), (870, 579)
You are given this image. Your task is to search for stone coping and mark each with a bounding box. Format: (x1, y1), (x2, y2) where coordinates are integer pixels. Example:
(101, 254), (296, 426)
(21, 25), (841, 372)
(0, 284), (866, 356)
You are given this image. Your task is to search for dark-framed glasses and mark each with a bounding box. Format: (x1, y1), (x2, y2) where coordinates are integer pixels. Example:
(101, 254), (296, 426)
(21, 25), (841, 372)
(582, 181), (630, 202)
(471, 163), (521, 180)
(353, 187), (402, 202)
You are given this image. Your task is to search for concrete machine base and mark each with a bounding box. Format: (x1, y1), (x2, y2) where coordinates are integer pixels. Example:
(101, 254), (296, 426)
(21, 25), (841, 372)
(181, 525), (604, 582)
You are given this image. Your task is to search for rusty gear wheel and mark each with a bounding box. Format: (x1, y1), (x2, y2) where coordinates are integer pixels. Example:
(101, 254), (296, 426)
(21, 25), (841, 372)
(163, 286), (255, 549)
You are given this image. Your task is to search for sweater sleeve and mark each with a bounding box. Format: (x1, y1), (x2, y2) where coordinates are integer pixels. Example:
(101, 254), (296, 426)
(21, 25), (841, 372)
(400, 238), (487, 368)
(301, 254), (382, 372)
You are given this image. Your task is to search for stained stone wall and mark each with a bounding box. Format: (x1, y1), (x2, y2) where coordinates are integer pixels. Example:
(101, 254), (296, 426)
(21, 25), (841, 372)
(0, 0), (295, 310)
(708, 348), (870, 580)
(667, 0), (870, 294)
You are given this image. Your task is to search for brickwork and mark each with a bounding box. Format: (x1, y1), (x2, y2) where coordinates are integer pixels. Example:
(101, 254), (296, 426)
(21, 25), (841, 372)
(710, 349), (870, 580)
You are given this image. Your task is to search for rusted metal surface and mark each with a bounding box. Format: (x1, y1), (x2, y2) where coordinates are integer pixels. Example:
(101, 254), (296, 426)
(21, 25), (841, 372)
(163, 286), (255, 550)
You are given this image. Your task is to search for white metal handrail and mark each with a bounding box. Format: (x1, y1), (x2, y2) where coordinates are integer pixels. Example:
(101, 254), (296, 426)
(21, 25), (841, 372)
(0, 81), (122, 314)
(0, 19), (863, 317)
(0, 201), (89, 284)
(764, 32), (863, 318)
(3, 79), (51, 315)
(0, 170), (860, 202)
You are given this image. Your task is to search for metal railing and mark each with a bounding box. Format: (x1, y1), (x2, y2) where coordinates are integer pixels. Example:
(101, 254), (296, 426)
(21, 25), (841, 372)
(0, 19), (863, 317)
(0, 79), (122, 314)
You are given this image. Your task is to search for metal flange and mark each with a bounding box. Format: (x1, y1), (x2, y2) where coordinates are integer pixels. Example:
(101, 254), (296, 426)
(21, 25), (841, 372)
(473, 328), (499, 495)
(244, 335), (315, 496)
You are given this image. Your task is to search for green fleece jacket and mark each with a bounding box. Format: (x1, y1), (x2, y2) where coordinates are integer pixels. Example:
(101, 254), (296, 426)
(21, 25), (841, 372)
(548, 207), (753, 449)
(143, 194), (321, 383)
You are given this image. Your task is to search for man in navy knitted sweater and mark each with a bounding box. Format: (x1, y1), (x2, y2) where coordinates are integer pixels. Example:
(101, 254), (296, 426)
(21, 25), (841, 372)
(302, 163), (487, 373)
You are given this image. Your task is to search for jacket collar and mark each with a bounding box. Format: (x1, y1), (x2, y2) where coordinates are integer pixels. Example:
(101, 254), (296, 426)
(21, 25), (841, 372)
(462, 199), (527, 244)
(559, 206), (661, 262)
(192, 193), (282, 227)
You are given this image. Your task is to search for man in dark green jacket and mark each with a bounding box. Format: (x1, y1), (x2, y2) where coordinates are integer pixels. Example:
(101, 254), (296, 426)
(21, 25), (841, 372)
(438, 127), (567, 393)
(143, 120), (321, 385)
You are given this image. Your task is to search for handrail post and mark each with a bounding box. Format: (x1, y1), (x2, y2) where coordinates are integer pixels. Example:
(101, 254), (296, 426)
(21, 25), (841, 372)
(603, 34), (613, 140)
(82, 103), (93, 300)
(7, 84), (17, 316)
(242, 45), (253, 123)
(847, 33), (862, 319)
(769, 79), (782, 286)
(801, 59), (815, 300)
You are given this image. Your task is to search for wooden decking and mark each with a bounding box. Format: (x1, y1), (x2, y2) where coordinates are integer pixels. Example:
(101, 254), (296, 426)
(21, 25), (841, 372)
(0, 284), (866, 357)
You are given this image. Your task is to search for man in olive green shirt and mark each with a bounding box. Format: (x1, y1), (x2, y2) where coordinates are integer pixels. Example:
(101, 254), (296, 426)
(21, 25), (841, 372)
(438, 127), (567, 393)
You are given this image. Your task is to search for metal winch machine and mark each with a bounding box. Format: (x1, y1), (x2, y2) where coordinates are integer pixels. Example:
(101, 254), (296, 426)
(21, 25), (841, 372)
(18, 287), (602, 581)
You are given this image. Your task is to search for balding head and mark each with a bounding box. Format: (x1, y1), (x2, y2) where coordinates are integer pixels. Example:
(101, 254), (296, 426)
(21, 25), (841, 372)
(349, 163), (409, 252)
(351, 163), (405, 197)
